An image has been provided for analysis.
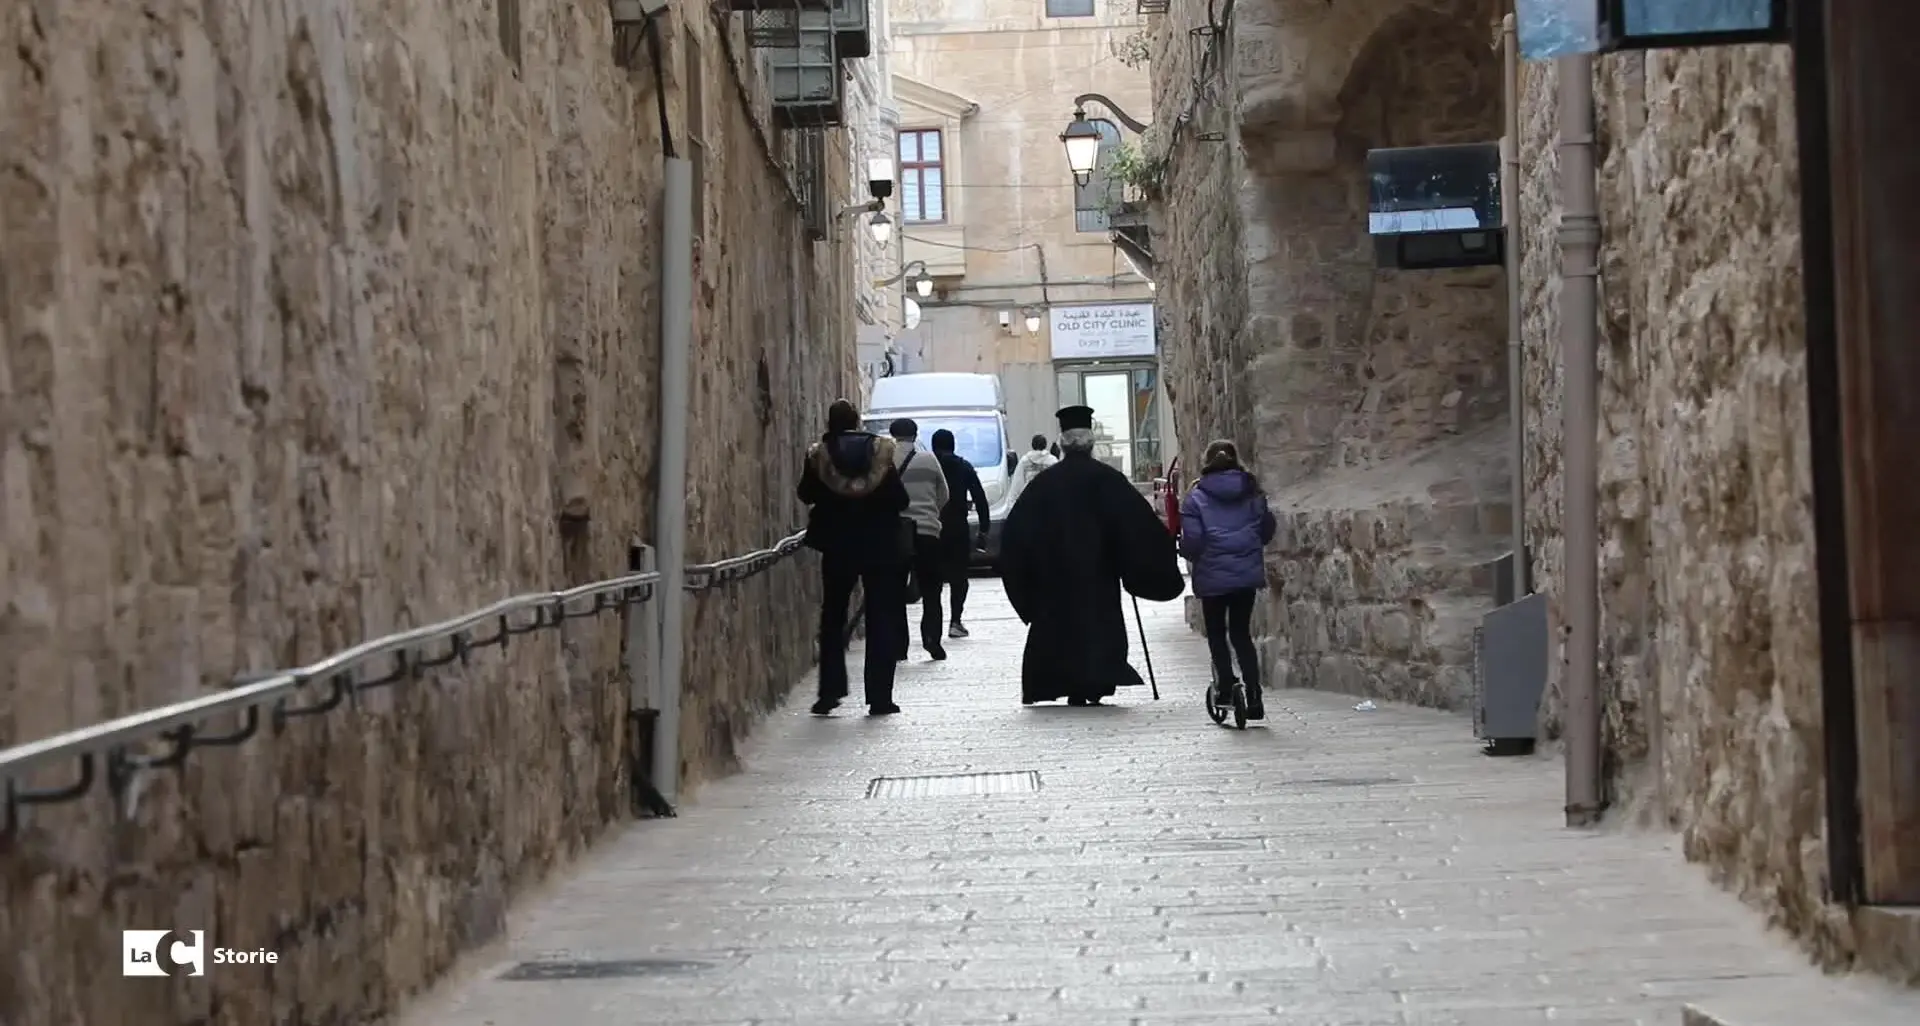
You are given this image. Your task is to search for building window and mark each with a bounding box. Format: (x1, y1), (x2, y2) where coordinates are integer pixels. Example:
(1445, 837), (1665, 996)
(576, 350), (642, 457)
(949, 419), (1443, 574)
(1045, 0), (1097, 16)
(1073, 119), (1123, 233)
(898, 129), (946, 223)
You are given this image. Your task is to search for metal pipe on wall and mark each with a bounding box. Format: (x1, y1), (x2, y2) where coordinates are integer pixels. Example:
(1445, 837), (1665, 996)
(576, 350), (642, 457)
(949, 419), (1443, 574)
(1556, 55), (1604, 827)
(652, 157), (695, 805)
(1502, 14), (1528, 601)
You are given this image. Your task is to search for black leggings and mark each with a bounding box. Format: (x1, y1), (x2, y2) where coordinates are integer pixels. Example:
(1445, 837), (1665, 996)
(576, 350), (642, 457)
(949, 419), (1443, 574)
(1200, 589), (1260, 689)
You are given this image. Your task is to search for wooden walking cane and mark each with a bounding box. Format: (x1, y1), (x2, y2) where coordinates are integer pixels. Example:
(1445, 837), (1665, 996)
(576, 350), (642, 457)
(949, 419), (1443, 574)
(1131, 595), (1159, 700)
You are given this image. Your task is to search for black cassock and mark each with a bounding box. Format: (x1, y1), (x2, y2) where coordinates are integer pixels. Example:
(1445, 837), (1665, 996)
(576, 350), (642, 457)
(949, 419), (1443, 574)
(998, 453), (1186, 704)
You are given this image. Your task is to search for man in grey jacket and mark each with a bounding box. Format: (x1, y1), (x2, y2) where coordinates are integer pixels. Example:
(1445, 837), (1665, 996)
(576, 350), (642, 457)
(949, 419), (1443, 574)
(889, 418), (951, 660)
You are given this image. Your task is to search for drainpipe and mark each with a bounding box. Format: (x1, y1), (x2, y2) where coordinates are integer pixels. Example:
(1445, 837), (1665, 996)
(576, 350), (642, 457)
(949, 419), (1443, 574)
(652, 157), (695, 805)
(1556, 55), (1603, 827)
(1501, 14), (1527, 601)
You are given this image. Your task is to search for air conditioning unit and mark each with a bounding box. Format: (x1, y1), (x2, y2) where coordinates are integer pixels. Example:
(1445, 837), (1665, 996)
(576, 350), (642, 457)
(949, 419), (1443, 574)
(770, 23), (843, 128)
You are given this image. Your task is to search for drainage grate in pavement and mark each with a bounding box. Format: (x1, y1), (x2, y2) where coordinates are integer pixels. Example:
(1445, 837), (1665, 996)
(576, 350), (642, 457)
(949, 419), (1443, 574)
(1146, 838), (1265, 852)
(1278, 776), (1399, 788)
(498, 958), (717, 981)
(866, 770), (1042, 798)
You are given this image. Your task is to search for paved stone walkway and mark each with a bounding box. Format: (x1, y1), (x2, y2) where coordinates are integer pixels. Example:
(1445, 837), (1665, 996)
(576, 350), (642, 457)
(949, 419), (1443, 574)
(401, 581), (1911, 1026)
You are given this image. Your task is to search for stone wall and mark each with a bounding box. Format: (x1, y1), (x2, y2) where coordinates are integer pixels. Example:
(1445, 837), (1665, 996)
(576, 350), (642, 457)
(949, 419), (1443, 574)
(0, 2), (854, 1023)
(1517, 46), (1841, 963)
(1150, 0), (1511, 707)
(1148, 0), (1249, 481)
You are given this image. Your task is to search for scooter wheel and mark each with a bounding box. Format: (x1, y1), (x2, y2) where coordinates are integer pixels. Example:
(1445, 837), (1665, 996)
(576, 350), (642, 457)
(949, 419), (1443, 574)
(1205, 683), (1229, 725)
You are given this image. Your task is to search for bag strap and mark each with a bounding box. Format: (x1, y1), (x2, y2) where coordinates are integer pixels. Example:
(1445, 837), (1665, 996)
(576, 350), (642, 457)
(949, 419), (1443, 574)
(900, 448), (917, 472)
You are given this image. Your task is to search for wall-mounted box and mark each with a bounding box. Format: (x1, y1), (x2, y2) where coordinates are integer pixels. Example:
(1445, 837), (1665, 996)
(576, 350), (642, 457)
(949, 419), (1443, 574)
(770, 27), (843, 129)
(1367, 142), (1504, 271)
(828, 0), (871, 60)
(1516, 0), (1788, 60)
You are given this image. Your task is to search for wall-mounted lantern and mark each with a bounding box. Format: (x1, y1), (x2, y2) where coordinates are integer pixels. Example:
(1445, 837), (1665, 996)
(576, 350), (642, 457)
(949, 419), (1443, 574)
(1515, 0), (1788, 60)
(1366, 142), (1504, 271)
(1023, 308), (1044, 334)
(1060, 113), (1104, 187)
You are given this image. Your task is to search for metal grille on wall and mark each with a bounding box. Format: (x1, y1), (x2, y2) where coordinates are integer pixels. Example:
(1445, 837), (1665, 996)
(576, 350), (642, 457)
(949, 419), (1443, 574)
(793, 128), (831, 240)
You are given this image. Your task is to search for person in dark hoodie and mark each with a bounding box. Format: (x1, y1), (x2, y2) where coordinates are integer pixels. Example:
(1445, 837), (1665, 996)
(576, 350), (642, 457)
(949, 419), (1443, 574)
(1177, 439), (1278, 720)
(929, 428), (990, 638)
(798, 399), (911, 716)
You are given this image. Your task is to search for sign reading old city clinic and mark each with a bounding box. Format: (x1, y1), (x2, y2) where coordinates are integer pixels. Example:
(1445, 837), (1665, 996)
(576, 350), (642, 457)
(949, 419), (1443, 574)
(1048, 302), (1156, 361)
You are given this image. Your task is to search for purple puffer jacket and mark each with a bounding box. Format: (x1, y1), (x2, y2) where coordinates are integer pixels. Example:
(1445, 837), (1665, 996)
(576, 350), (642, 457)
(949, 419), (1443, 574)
(1178, 469), (1277, 598)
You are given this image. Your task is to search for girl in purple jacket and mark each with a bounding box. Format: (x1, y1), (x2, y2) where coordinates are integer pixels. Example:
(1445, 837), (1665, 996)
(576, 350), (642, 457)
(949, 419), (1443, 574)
(1178, 440), (1277, 720)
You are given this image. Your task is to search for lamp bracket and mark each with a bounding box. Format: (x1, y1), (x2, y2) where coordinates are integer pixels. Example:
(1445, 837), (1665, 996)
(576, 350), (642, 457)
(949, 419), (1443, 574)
(1071, 93), (1151, 135)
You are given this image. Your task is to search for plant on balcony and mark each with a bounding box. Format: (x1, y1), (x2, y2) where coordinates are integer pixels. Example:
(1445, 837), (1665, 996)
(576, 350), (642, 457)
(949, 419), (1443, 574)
(1107, 142), (1167, 202)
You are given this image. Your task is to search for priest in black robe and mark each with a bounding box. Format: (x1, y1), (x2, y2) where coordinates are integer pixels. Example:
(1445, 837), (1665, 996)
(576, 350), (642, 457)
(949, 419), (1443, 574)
(999, 405), (1186, 706)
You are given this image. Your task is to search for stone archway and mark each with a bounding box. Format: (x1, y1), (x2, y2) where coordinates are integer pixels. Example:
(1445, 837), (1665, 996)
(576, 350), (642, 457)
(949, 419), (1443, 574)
(1226, 0), (1511, 708)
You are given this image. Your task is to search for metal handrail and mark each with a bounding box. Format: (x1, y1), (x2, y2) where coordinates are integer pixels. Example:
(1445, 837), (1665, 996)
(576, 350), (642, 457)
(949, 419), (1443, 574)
(0, 528), (809, 831)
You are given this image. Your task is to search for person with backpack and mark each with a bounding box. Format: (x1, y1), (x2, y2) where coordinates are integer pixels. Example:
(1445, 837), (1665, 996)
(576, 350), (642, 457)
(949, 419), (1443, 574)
(798, 400), (911, 716)
(1178, 440), (1278, 721)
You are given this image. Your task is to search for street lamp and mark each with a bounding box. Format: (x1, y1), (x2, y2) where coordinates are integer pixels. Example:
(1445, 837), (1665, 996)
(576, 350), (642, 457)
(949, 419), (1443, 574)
(868, 212), (892, 245)
(1060, 111), (1103, 187)
(1024, 308), (1043, 334)
(914, 272), (933, 298)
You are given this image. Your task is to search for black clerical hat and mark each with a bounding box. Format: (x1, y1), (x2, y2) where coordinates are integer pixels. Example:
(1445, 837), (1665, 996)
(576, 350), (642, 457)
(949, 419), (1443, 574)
(1055, 405), (1095, 432)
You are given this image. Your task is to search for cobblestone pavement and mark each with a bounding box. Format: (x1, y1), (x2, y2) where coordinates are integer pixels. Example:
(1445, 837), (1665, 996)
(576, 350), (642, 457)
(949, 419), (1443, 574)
(401, 581), (1911, 1026)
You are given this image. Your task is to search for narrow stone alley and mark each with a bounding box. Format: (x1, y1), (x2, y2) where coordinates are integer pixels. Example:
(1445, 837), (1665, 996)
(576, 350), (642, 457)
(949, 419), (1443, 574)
(397, 582), (1908, 1026)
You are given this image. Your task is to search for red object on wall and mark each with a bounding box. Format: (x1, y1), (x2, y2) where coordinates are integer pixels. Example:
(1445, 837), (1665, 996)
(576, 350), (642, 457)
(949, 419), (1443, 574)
(1161, 458), (1182, 537)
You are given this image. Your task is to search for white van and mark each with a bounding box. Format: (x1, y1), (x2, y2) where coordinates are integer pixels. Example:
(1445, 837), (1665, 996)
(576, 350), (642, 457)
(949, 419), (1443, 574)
(863, 372), (1016, 566)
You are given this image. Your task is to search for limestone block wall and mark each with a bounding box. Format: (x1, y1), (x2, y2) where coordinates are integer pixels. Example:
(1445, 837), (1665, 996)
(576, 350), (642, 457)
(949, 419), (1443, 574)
(0, 2), (853, 1023)
(1517, 47), (1838, 963)
(1147, 1), (1250, 480)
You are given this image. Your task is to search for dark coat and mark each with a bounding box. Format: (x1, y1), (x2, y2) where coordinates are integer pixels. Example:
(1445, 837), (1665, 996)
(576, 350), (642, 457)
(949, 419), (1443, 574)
(798, 431), (910, 568)
(935, 450), (991, 553)
(998, 452), (1185, 703)
(1178, 469), (1276, 597)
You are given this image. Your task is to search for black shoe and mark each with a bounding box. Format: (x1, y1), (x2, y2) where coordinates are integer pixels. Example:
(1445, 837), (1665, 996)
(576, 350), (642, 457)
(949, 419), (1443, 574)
(1245, 686), (1265, 721)
(948, 622), (969, 639)
(1067, 697), (1092, 707)
(868, 703), (901, 716)
(811, 698), (840, 716)
(925, 641), (947, 661)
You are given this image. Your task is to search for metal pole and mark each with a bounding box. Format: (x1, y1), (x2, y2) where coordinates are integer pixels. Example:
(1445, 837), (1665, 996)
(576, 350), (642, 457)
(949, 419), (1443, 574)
(1131, 595), (1159, 700)
(1556, 55), (1603, 828)
(653, 158), (695, 805)
(626, 542), (659, 712)
(1502, 14), (1527, 601)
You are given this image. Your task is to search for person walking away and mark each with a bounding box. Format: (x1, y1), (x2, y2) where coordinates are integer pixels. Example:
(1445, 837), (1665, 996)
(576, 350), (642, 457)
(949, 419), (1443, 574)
(798, 399), (911, 716)
(929, 428), (991, 638)
(998, 406), (1186, 706)
(1003, 434), (1058, 510)
(889, 418), (951, 660)
(1178, 440), (1277, 720)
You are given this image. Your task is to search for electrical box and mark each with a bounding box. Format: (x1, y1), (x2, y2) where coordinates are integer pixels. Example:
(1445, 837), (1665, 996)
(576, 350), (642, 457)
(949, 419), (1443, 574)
(1367, 142), (1504, 271)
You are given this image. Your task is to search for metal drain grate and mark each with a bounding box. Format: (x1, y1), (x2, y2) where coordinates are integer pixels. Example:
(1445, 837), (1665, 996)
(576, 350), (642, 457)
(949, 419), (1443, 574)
(1278, 776), (1399, 788)
(866, 770), (1041, 798)
(499, 958), (716, 981)
(1147, 838), (1264, 852)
